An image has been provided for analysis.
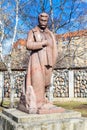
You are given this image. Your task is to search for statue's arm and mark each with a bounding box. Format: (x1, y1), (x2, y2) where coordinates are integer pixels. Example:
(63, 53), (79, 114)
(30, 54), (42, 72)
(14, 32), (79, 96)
(26, 30), (48, 50)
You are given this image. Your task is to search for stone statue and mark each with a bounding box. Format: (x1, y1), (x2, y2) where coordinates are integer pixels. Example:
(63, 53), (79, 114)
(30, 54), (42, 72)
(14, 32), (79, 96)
(18, 12), (64, 114)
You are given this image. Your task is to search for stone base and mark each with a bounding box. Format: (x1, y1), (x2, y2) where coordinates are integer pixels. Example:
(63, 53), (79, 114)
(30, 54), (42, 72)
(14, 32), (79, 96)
(2, 108), (81, 123)
(0, 108), (86, 130)
(18, 102), (65, 114)
(37, 107), (65, 114)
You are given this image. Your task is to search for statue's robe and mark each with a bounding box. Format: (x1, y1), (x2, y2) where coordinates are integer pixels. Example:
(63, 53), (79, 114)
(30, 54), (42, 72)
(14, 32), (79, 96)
(26, 26), (57, 107)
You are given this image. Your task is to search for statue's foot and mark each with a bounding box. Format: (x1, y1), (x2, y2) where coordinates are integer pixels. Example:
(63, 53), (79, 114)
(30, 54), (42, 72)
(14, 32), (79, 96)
(37, 98), (52, 109)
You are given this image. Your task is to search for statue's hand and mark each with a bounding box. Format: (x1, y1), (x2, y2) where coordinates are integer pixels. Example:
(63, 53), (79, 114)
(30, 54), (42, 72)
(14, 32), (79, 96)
(42, 40), (48, 47)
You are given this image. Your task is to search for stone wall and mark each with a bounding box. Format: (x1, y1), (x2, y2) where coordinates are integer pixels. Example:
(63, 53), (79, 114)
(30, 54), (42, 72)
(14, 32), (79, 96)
(53, 69), (87, 98)
(0, 72), (4, 102)
(1, 68), (87, 99)
(53, 70), (69, 98)
(74, 69), (87, 98)
(3, 71), (26, 98)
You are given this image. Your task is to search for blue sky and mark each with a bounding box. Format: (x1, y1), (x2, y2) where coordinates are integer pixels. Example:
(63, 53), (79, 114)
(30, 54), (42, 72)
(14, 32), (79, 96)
(1, 0), (87, 54)
(19, 0), (87, 33)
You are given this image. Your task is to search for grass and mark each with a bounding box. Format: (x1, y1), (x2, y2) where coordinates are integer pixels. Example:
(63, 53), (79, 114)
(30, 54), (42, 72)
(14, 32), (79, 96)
(54, 101), (87, 117)
(0, 106), (3, 112)
(0, 98), (19, 111)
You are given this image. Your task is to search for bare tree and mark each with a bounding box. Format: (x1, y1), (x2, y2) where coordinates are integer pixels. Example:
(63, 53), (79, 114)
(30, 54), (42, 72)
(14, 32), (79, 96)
(49, 0), (54, 32)
(0, 0), (19, 107)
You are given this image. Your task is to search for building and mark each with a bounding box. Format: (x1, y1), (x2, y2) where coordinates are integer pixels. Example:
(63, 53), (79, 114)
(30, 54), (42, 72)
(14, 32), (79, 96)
(55, 29), (87, 68)
(53, 29), (87, 100)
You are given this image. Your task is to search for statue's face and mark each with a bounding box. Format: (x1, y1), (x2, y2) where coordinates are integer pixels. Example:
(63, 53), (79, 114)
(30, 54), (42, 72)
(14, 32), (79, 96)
(39, 16), (48, 30)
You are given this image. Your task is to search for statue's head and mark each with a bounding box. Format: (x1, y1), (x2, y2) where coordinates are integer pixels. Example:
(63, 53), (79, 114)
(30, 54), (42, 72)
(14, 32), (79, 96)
(38, 12), (49, 30)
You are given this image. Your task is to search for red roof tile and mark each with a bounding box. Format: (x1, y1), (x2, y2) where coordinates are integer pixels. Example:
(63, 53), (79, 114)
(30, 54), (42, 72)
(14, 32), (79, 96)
(56, 29), (87, 40)
(13, 39), (27, 48)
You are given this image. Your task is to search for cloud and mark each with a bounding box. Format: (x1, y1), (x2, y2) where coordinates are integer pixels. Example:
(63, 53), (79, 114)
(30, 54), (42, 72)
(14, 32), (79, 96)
(81, 0), (87, 3)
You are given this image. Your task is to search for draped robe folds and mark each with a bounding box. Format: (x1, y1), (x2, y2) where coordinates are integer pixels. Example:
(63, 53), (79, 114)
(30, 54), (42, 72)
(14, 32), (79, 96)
(26, 26), (57, 107)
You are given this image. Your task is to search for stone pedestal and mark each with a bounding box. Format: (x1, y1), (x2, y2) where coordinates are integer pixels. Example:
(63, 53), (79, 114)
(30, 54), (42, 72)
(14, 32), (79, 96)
(0, 108), (86, 130)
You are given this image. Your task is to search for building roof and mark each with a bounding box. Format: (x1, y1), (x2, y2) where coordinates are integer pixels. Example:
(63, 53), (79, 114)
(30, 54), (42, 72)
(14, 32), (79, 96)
(13, 39), (27, 48)
(56, 29), (87, 40)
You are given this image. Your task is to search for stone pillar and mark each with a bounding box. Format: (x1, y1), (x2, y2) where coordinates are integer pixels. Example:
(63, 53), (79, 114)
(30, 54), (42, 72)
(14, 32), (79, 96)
(10, 73), (15, 108)
(49, 73), (54, 101)
(69, 70), (74, 98)
(0, 72), (4, 103)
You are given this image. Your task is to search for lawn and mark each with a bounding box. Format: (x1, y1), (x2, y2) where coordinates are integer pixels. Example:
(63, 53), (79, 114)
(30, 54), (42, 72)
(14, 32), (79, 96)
(54, 101), (87, 117)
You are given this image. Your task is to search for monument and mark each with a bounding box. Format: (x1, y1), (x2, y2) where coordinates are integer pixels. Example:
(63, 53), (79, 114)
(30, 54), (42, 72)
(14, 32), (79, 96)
(0, 13), (83, 130)
(18, 12), (64, 114)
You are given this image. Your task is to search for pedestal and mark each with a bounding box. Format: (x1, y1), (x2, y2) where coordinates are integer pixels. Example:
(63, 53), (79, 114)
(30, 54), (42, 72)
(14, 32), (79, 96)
(0, 108), (84, 130)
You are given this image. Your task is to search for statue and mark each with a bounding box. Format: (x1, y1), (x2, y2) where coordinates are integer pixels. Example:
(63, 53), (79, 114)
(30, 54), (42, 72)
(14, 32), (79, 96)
(18, 12), (64, 114)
